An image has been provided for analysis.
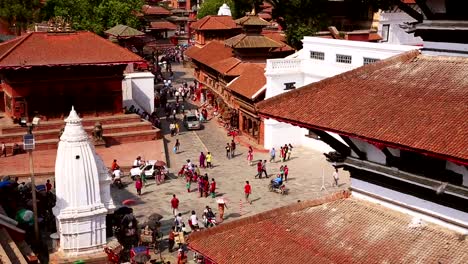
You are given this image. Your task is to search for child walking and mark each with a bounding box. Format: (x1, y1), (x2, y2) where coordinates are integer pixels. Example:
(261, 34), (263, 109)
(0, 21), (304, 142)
(135, 177), (143, 195)
(174, 139), (180, 154)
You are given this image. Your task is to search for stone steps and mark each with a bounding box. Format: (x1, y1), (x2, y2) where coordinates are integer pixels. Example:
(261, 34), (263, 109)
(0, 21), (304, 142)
(0, 114), (162, 152)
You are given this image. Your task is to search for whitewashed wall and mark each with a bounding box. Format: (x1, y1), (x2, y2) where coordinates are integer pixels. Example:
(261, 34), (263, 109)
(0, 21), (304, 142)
(123, 72), (155, 114)
(352, 178), (468, 234)
(378, 11), (423, 45)
(446, 161), (468, 187)
(264, 37), (418, 152)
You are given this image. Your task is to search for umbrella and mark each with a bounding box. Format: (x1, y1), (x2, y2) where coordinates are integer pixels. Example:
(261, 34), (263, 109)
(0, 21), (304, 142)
(216, 198), (227, 204)
(105, 24), (145, 39)
(148, 213), (163, 221)
(16, 209), (34, 225)
(115, 206), (133, 215)
(155, 160), (166, 167)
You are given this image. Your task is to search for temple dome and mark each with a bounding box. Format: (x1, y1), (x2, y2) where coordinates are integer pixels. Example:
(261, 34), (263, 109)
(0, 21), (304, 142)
(218, 3), (232, 16)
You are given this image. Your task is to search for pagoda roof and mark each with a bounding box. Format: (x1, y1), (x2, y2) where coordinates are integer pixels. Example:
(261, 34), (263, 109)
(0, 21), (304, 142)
(224, 34), (283, 49)
(149, 21), (177, 30)
(190, 15), (240, 31)
(188, 191), (468, 264)
(142, 4), (172, 16)
(104, 24), (145, 38)
(184, 41), (233, 68)
(0, 31), (144, 69)
(235, 15), (270, 27)
(257, 50), (468, 164)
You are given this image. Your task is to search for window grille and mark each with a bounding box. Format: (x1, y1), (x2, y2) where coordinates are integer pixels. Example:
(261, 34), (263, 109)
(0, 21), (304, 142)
(310, 51), (325, 60)
(336, 54), (352, 64)
(363, 57), (379, 65)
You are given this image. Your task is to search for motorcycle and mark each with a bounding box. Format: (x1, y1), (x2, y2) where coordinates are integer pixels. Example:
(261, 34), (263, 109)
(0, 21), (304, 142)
(113, 178), (124, 189)
(203, 216), (217, 228)
(268, 181), (288, 195)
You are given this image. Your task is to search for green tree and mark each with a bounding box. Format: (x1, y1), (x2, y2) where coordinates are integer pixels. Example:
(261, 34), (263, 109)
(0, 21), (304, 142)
(41, 0), (144, 35)
(0, 0), (42, 34)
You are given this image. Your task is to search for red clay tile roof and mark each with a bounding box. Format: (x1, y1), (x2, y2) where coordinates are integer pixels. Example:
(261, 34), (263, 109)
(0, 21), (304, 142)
(188, 191), (468, 264)
(190, 15), (240, 31)
(142, 4), (172, 15)
(0, 31), (144, 68)
(184, 41), (233, 68)
(210, 57), (241, 75)
(149, 21), (177, 30)
(228, 63), (266, 99)
(224, 34), (283, 48)
(257, 50), (468, 164)
(261, 31), (295, 52)
(224, 62), (250, 76)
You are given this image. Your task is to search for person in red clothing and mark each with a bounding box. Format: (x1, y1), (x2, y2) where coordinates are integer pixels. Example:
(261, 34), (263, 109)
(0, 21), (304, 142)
(255, 161), (262, 179)
(171, 194), (179, 216)
(203, 175), (209, 198)
(111, 159), (119, 171)
(244, 181), (252, 204)
(284, 165), (289, 182)
(46, 179), (52, 192)
(210, 178), (216, 198)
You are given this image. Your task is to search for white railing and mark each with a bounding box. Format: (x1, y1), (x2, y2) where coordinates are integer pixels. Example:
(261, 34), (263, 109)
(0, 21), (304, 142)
(266, 58), (302, 72)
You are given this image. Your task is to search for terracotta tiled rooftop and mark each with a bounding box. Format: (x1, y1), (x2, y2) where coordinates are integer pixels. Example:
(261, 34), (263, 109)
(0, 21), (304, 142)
(184, 41), (233, 68)
(0, 31), (144, 68)
(142, 4), (171, 15)
(209, 57), (241, 75)
(228, 63), (266, 99)
(188, 191), (468, 264)
(257, 50), (468, 164)
(224, 34), (283, 49)
(261, 31), (295, 52)
(149, 21), (177, 30)
(190, 15), (240, 30)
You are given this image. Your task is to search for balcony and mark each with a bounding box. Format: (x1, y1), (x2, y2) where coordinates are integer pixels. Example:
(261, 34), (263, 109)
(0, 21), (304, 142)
(266, 58), (302, 73)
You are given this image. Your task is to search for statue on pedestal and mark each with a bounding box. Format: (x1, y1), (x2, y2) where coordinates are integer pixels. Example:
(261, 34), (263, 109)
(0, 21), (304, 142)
(92, 122), (106, 147)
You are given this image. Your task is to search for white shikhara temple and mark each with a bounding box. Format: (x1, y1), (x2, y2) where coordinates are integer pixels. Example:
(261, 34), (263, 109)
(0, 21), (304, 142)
(52, 107), (115, 255)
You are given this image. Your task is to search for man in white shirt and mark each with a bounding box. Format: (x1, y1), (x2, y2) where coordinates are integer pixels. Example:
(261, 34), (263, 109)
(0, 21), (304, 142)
(133, 156), (142, 168)
(190, 210), (199, 230)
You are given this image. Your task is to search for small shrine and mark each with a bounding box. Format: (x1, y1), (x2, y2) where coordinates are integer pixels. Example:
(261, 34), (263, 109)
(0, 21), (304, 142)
(52, 107), (115, 256)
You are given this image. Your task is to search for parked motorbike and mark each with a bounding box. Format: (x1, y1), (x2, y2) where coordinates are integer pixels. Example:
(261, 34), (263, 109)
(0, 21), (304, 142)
(113, 178), (124, 189)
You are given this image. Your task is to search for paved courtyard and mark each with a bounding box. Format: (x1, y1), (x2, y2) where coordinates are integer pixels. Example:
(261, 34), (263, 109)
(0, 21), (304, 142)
(111, 62), (350, 261)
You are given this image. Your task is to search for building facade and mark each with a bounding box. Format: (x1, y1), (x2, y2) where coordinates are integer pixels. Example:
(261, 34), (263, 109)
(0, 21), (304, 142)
(263, 37), (418, 151)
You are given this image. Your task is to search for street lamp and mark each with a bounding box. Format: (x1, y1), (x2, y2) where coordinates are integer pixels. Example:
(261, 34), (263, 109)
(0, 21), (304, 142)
(23, 116), (40, 242)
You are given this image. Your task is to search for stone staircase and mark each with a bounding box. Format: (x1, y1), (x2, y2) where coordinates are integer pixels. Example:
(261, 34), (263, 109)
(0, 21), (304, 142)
(0, 114), (162, 151)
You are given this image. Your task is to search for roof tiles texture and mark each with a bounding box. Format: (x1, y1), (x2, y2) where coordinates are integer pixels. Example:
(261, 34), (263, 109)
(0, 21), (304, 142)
(184, 41), (233, 68)
(228, 63), (266, 99)
(235, 15), (270, 26)
(142, 4), (171, 15)
(188, 191), (468, 264)
(0, 31), (144, 68)
(224, 34), (283, 48)
(190, 15), (240, 30)
(257, 51), (468, 163)
(150, 21), (177, 30)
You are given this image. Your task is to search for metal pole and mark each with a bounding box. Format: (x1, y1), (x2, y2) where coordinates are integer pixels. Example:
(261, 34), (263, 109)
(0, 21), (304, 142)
(28, 149), (40, 242)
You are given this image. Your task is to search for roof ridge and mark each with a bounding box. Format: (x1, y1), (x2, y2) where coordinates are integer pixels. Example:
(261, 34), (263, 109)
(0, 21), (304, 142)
(222, 59), (241, 74)
(0, 33), (32, 62)
(198, 16), (211, 29)
(188, 190), (351, 243)
(257, 49), (420, 109)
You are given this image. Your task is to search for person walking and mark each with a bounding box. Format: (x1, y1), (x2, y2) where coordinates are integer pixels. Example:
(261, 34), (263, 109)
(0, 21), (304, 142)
(135, 177), (143, 195)
(284, 165), (289, 182)
(203, 175), (210, 198)
(190, 211), (199, 231)
(1, 142), (6, 157)
(210, 178), (216, 198)
(171, 194), (180, 216)
(247, 147), (253, 166)
(262, 160), (268, 178)
(168, 226), (176, 252)
(198, 177), (204, 198)
(230, 140), (236, 158)
(174, 139), (180, 154)
(169, 123), (176, 137)
(279, 165), (285, 180)
(186, 177), (191, 193)
(244, 181), (252, 204)
(287, 144), (293, 160)
(225, 143), (231, 159)
(206, 152), (213, 168)
(332, 168), (339, 187)
(199, 152), (206, 168)
(217, 199), (227, 221)
(175, 122), (180, 135)
(269, 147), (276, 162)
(255, 160), (262, 179)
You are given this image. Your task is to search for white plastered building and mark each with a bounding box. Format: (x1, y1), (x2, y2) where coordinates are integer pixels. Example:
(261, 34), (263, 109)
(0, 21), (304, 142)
(264, 37), (419, 152)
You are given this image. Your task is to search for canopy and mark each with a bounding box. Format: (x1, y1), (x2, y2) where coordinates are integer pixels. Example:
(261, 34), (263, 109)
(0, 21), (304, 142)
(105, 24), (145, 39)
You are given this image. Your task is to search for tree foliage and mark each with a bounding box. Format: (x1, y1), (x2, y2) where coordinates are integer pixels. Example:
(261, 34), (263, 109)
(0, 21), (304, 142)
(0, 0), (42, 33)
(197, 0), (261, 19)
(41, 0), (144, 35)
